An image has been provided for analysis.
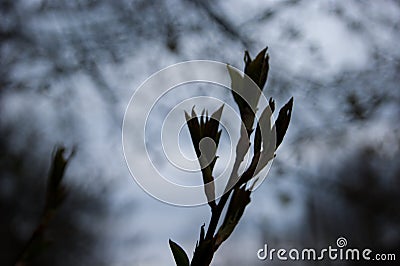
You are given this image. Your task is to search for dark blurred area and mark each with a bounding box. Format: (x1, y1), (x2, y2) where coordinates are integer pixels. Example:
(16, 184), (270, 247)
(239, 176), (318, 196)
(1, 0), (399, 265)
(0, 141), (109, 266)
(256, 145), (400, 266)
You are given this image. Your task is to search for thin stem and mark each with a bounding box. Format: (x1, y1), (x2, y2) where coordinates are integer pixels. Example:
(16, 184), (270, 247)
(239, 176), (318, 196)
(205, 190), (231, 241)
(15, 209), (56, 266)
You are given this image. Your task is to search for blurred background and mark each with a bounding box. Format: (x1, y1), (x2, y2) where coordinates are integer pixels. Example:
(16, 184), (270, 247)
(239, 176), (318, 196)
(1, 0), (399, 265)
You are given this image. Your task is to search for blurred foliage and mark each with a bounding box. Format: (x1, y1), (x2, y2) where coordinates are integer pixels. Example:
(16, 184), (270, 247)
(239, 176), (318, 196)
(0, 137), (109, 265)
(15, 146), (73, 266)
(1, 0), (399, 265)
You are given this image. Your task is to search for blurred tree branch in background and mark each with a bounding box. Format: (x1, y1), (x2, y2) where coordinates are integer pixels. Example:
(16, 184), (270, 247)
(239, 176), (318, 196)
(15, 146), (74, 266)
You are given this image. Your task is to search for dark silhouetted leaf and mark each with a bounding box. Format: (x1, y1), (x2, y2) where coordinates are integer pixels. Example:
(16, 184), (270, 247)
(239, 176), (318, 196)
(244, 47), (269, 90)
(269, 97), (275, 113)
(275, 97), (293, 149)
(169, 239), (189, 266)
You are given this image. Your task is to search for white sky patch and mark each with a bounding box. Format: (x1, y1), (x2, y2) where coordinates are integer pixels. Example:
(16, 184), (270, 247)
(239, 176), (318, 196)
(271, 1), (369, 78)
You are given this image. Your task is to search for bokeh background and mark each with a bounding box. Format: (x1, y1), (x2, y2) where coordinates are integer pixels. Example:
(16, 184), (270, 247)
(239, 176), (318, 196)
(1, 0), (399, 265)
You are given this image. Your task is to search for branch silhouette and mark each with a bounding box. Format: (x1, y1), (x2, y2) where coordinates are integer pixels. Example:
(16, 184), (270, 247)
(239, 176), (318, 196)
(169, 48), (294, 266)
(15, 146), (74, 266)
